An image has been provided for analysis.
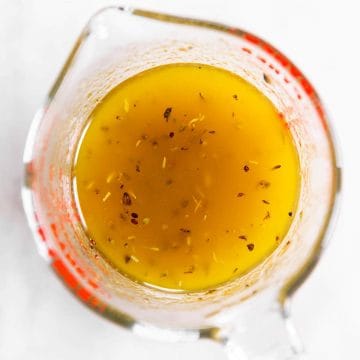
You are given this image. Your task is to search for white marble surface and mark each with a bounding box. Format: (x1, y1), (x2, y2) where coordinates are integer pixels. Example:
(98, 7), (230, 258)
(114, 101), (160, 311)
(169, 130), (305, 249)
(1, 0), (359, 359)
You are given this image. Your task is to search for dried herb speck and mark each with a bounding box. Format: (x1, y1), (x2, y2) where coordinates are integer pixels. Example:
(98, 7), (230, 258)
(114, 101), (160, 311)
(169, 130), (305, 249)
(288, 211), (293, 217)
(163, 107), (172, 121)
(208, 130), (216, 134)
(263, 211), (271, 220)
(180, 228), (191, 233)
(184, 265), (195, 274)
(233, 94), (238, 100)
(239, 235), (247, 240)
(131, 212), (138, 218)
(199, 92), (205, 100)
(122, 192), (132, 206)
(263, 73), (270, 83)
(237, 192), (245, 197)
(272, 164), (282, 170)
(258, 180), (271, 188)
(262, 199), (270, 205)
(243, 165), (250, 172)
(124, 255), (131, 264)
(135, 164), (140, 172)
(169, 132), (174, 138)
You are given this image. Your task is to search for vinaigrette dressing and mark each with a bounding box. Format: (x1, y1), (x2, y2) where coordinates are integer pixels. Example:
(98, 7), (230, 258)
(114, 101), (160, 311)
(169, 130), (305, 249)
(73, 63), (300, 291)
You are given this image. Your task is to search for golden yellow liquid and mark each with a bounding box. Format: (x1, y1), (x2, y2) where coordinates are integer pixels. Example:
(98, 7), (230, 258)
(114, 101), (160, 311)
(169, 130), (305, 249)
(73, 63), (299, 291)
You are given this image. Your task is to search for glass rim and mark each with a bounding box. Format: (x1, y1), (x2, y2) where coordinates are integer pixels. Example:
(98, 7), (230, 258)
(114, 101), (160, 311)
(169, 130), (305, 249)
(22, 5), (341, 337)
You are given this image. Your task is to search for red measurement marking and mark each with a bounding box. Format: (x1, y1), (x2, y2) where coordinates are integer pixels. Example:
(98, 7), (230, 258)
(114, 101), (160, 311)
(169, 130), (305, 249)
(88, 280), (99, 289)
(274, 52), (289, 67)
(289, 65), (302, 79)
(37, 227), (46, 241)
(65, 253), (76, 266)
(76, 267), (86, 277)
(257, 56), (267, 64)
(77, 287), (91, 302)
(48, 248), (56, 258)
(262, 43), (275, 55)
(300, 78), (314, 96)
(241, 47), (252, 54)
(52, 259), (78, 289)
(50, 223), (58, 238)
(244, 33), (261, 45)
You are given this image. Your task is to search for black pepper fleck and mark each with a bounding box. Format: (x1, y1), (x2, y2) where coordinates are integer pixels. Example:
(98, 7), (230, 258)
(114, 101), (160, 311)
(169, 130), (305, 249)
(163, 107), (172, 121)
(247, 243), (255, 251)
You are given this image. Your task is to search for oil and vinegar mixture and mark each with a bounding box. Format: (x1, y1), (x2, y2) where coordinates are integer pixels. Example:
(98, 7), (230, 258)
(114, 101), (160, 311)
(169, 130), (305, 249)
(73, 63), (299, 291)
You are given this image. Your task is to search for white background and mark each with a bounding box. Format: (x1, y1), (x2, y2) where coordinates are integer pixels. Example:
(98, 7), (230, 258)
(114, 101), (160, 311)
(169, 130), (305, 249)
(0, 1), (359, 359)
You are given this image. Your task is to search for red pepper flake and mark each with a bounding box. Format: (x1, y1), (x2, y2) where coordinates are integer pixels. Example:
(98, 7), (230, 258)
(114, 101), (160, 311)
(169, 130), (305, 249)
(94, 188), (100, 195)
(163, 107), (172, 121)
(199, 138), (204, 145)
(123, 242), (128, 247)
(131, 218), (138, 225)
(272, 164), (282, 170)
(262, 199), (270, 205)
(288, 211), (293, 217)
(237, 192), (245, 197)
(124, 255), (131, 263)
(232, 94), (239, 100)
(135, 164), (140, 172)
(247, 243), (254, 251)
(169, 132), (175, 138)
(243, 165), (250, 172)
(122, 192), (132, 206)
(239, 235), (247, 240)
(131, 212), (138, 218)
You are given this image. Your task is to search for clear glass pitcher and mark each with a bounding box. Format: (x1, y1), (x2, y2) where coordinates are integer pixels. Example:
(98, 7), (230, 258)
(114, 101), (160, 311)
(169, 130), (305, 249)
(22, 6), (340, 359)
